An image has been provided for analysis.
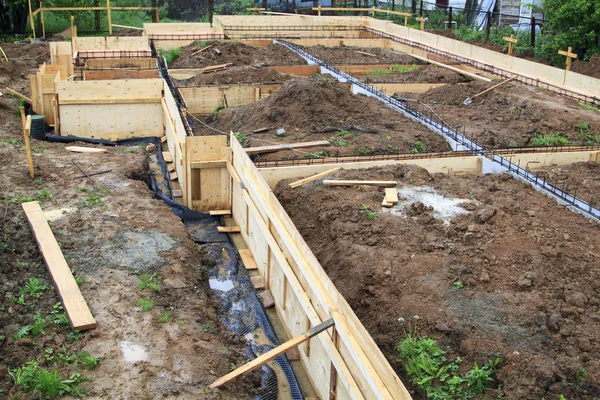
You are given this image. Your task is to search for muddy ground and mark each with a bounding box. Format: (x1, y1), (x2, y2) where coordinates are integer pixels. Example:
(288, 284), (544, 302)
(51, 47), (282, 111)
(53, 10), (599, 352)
(535, 161), (600, 204)
(197, 78), (452, 160)
(275, 164), (600, 400)
(405, 80), (600, 148)
(170, 40), (307, 69)
(362, 64), (471, 84)
(174, 65), (297, 86)
(301, 44), (425, 65)
(1, 42), (256, 399)
(571, 54), (600, 80)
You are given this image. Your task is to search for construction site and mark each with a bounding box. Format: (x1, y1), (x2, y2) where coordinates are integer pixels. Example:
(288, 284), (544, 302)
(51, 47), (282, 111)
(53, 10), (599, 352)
(1, 7), (600, 400)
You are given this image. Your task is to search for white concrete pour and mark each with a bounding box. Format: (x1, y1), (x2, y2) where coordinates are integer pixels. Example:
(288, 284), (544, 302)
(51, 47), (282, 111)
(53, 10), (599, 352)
(385, 186), (474, 224)
(208, 278), (235, 292)
(120, 341), (148, 363)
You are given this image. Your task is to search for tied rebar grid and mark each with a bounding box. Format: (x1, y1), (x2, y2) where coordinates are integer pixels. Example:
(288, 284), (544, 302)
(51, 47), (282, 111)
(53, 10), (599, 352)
(364, 26), (600, 107)
(275, 39), (600, 221)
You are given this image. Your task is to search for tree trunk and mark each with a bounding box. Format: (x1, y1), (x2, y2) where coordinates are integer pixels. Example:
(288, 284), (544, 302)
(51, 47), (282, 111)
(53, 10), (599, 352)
(11, 3), (28, 34)
(95, 0), (101, 32)
(0, 2), (11, 32)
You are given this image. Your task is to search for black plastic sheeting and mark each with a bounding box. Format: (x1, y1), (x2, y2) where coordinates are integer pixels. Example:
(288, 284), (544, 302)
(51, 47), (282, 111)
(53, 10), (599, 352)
(47, 133), (303, 399)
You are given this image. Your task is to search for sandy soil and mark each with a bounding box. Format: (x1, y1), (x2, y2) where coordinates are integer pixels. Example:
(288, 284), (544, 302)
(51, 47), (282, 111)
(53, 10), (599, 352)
(0, 42), (256, 399)
(535, 161), (600, 204)
(196, 78), (452, 160)
(170, 40), (307, 69)
(405, 80), (600, 148)
(301, 44), (426, 65)
(275, 165), (600, 400)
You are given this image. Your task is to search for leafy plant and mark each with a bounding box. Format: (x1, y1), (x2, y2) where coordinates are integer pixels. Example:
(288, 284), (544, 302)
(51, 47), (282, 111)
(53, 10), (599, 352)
(360, 205), (378, 220)
(411, 141), (425, 154)
(138, 298), (153, 312)
(137, 273), (162, 292)
(454, 281), (464, 289)
(11, 293), (27, 305)
(159, 311), (172, 323)
(79, 352), (100, 370)
(576, 122), (600, 144)
(570, 367), (587, 391)
(368, 64), (420, 76)
(233, 131), (247, 143)
(20, 277), (48, 298)
(203, 321), (214, 332)
(68, 331), (83, 341)
(579, 102), (600, 113)
(31, 313), (49, 337)
(305, 150), (328, 159)
(160, 47), (181, 66)
(530, 131), (569, 147)
(212, 104), (225, 121)
(50, 303), (70, 328)
(82, 187), (108, 208)
(14, 325), (32, 340)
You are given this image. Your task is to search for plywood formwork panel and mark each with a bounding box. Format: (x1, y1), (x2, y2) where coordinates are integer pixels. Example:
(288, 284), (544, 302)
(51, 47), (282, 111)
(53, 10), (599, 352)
(186, 135), (229, 211)
(83, 69), (160, 80)
(105, 36), (150, 51)
(181, 85), (281, 114)
(258, 156), (482, 188)
(216, 15), (367, 28)
(565, 71), (600, 97)
(144, 22), (217, 34)
(502, 151), (600, 170)
(512, 56), (566, 86)
(73, 37), (106, 51)
(49, 42), (74, 78)
(55, 78), (163, 101)
(289, 38), (388, 48)
(85, 58), (155, 69)
(59, 103), (162, 139)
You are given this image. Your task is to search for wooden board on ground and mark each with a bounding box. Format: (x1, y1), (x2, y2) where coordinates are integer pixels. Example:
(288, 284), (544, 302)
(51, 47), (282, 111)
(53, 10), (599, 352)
(289, 167), (340, 189)
(209, 209), (231, 216)
(162, 151), (173, 162)
(251, 275), (265, 290)
(385, 188), (399, 204)
(323, 180), (397, 187)
(65, 146), (107, 154)
(245, 141), (330, 155)
(22, 202), (96, 330)
(258, 290), (275, 308)
(238, 248), (258, 270)
(217, 226), (241, 233)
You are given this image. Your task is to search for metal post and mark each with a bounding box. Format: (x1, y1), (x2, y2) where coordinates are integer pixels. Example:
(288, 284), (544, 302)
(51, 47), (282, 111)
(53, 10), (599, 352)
(419, 0), (423, 17)
(208, 0), (214, 26)
(392, 0), (395, 12)
(530, 17), (536, 48)
(485, 11), (491, 41)
(411, 0), (416, 14)
(448, 6), (452, 29)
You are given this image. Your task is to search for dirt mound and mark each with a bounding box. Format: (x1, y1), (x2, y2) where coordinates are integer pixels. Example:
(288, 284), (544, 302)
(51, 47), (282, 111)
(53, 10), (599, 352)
(536, 161), (600, 203)
(275, 164), (600, 400)
(571, 53), (600, 79)
(303, 44), (424, 65)
(362, 64), (471, 84)
(0, 42), (49, 96)
(199, 78), (451, 159)
(111, 29), (143, 37)
(170, 40), (307, 68)
(407, 80), (600, 148)
(176, 65), (296, 86)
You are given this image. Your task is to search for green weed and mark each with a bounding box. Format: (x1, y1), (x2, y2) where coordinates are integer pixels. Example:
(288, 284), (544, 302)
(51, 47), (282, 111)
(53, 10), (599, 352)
(9, 360), (87, 398)
(530, 131), (569, 147)
(79, 352), (100, 370)
(50, 303), (70, 328)
(203, 321), (214, 332)
(137, 273), (162, 292)
(14, 325), (32, 340)
(1, 138), (23, 146)
(305, 151), (328, 159)
(160, 47), (181, 66)
(138, 298), (153, 312)
(31, 313), (49, 337)
(20, 277), (48, 298)
(368, 64), (420, 76)
(35, 178), (44, 185)
(579, 102), (600, 112)
(74, 274), (86, 286)
(397, 334), (499, 399)
(570, 367), (587, 391)
(357, 147), (376, 155)
(68, 330), (83, 341)
(233, 131), (247, 143)
(8, 196), (35, 204)
(576, 122), (600, 144)
(82, 187), (108, 208)
(212, 104), (225, 121)
(454, 281), (464, 289)
(411, 141), (425, 154)
(360, 205), (378, 220)
(159, 310), (173, 323)
(230, 363), (237, 371)
(11, 293), (27, 305)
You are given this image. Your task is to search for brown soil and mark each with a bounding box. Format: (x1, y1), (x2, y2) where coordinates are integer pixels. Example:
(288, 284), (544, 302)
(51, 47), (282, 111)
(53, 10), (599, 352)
(535, 161), (600, 204)
(361, 64), (471, 84)
(197, 78), (452, 160)
(571, 54), (600, 79)
(0, 43), (256, 398)
(175, 66), (297, 86)
(170, 40), (307, 69)
(111, 29), (144, 37)
(406, 80), (600, 148)
(302, 44), (425, 65)
(0, 42), (50, 96)
(275, 164), (600, 400)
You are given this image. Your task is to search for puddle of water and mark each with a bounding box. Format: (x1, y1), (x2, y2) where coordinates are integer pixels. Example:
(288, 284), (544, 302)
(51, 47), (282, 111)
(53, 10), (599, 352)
(120, 341), (149, 363)
(209, 278), (235, 292)
(385, 186), (473, 224)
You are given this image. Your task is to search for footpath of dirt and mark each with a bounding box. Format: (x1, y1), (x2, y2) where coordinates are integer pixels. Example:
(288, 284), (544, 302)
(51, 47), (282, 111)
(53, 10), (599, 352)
(175, 65), (297, 86)
(361, 64), (471, 84)
(170, 40), (307, 69)
(406, 80), (600, 148)
(535, 161), (600, 204)
(0, 43), (256, 398)
(198, 78), (452, 160)
(302, 44), (426, 65)
(275, 164), (600, 400)
(571, 54), (600, 79)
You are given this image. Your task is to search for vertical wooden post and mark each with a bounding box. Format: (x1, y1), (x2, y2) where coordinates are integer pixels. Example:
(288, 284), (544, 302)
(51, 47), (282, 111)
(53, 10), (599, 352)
(328, 327), (339, 400)
(39, 0), (45, 37)
(22, 111), (34, 179)
(558, 47), (578, 71)
(28, 0), (36, 38)
(106, 0), (112, 35)
(503, 33), (518, 56)
(530, 17), (536, 48)
(317, 5), (322, 16)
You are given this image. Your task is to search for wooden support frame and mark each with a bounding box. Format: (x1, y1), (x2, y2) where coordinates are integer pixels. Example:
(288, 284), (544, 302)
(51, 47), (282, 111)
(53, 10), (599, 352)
(503, 34), (518, 57)
(558, 46), (578, 71)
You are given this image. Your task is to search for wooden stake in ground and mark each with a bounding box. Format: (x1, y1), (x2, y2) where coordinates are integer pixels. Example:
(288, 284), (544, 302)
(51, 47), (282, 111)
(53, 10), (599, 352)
(558, 46), (578, 71)
(21, 111), (34, 179)
(503, 34), (518, 56)
(416, 17), (426, 31)
(209, 318), (334, 389)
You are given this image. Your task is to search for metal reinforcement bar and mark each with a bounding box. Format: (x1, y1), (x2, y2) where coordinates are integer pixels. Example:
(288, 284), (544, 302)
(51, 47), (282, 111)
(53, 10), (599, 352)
(222, 25), (365, 32)
(276, 39), (600, 221)
(148, 33), (225, 41)
(365, 26), (600, 106)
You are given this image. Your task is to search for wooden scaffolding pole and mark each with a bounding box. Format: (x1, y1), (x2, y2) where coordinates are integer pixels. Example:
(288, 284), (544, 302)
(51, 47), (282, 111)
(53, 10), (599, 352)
(106, 0), (112, 35)
(40, 0), (46, 37)
(28, 0), (36, 38)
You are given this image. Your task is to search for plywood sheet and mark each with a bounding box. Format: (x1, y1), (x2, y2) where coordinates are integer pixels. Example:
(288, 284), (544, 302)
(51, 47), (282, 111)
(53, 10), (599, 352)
(56, 79), (163, 101)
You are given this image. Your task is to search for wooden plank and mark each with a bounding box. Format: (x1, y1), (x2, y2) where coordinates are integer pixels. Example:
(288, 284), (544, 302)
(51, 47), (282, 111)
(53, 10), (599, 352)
(382, 197), (393, 208)
(251, 275), (265, 290)
(162, 151), (173, 162)
(190, 160), (227, 169)
(169, 171), (178, 181)
(65, 146), (107, 153)
(22, 202), (96, 330)
(186, 136), (229, 212)
(258, 290), (275, 308)
(23, 113), (34, 178)
(384, 188), (399, 204)
(245, 141), (330, 155)
(59, 97), (161, 105)
(83, 69), (160, 81)
(5, 87), (32, 104)
(408, 54), (492, 82)
(289, 168), (340, 189)
(209, 209), (231, 216)
(323, 180), (397, 187)
(217, 226), (241, 233)
(238, 248), (259, 270)
(209, 318), (334, 389)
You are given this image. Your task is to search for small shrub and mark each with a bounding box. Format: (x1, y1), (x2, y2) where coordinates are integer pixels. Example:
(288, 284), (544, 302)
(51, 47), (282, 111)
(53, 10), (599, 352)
(160, 47), (181, 66)
(360, 205), (378, 220)
(530, 131), (569, 147)
(411, 141), (425, 154)
(138, 298), (153, 312)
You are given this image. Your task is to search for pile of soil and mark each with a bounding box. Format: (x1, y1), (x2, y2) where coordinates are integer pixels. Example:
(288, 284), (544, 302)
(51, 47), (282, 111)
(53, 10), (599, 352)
(362, 64), (471, 84)
(535, 161), (600, 203)
(199, 78), (452, 159)
(176, 65), (297, 86)
(111, 29), (144, 37)
(0, 42), (49, 96)
(406, 80), (600, 148)
(571, 54), (600, 79)
(275, 164), (600, 400)
(170, 40), (307, 68)
(302, 44), (425, 65)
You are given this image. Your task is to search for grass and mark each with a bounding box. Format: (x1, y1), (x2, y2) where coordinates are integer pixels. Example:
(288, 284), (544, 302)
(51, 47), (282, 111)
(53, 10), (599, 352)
(138, 298), (154, 312)
(212, 104), (225, 121)
(78, 352), (100, 370)
(579, 102), (600, 112)
(357, 147), (376, 155)
(9, 361), (87, 398)
(576, 122), (600, 144)
(397, 334), (499, 400)
(137, 273), (162, 292)
(530, 131), (569, 147)
(305, 150), (328, 159)
(202, 321), (214, 332)
(160, 47), (181, 66)
(81, 187), (108, 208)
(360, 205), (378, 220)
(159, 310), (173, 323)
(20, 277), (48, 298)
(324, 129), (359, 147)
(367, 63), (420, 76)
